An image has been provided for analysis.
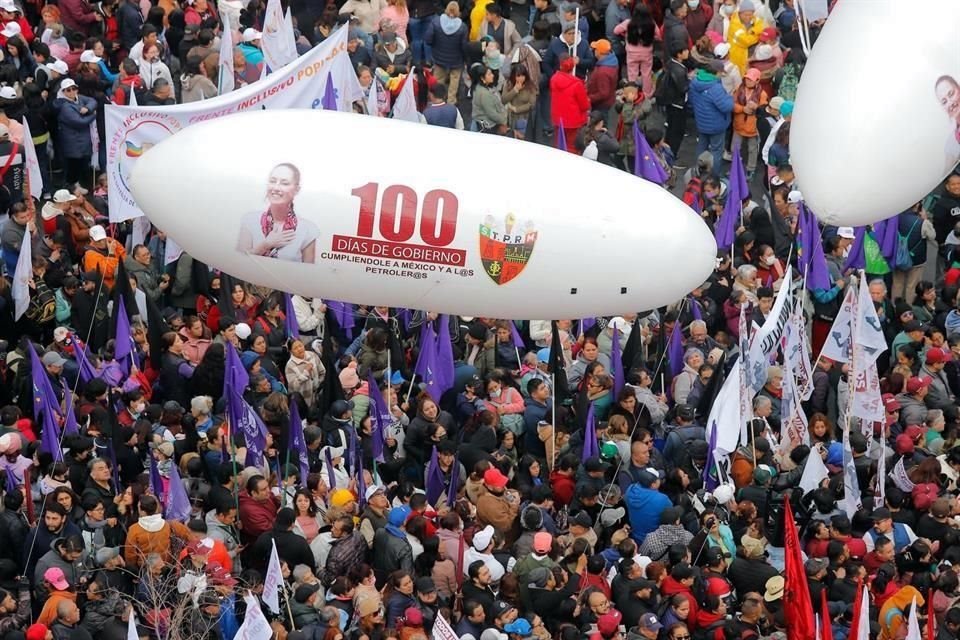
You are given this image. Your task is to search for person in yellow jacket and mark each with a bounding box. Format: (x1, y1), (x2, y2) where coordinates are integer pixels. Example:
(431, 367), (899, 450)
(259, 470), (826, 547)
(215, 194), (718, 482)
(727, 0), (764, 75)
(469, 0), (493, 40)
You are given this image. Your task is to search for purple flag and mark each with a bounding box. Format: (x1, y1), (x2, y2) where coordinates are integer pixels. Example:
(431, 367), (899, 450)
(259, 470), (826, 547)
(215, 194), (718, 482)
(447, 437), (461, 508)
(582, 402), (599, 462)
(633, 122), (668, 185)
(580, 318), (596, 336)
(436, 315), (455, 396)
(149, 454), (164, 503)
(611, 326), (624, 395)
(327, 300), (355, 337)
(367, 370), (387, 463)
(843, 226), (866, 271)
(166, 461), (192, 522)
(324, 447), (336, 490)
(703, 422), (719, 491)
(668, 322), (685, 377)
(425, 445), (445, 506)
(689, 297), (703, 321)
(220, 433), (229, 464)
(715, 143), (746, 248)
(288, 400), (309, 488)
(557, 120), (568, 152)
(799, 204), (831, 291)
(876, 215), (899, 265)
(509, 321), (525, 348)
(224, 343), (267, 466)
(114, 296), (132, 375)
(4, 468), (16, 494)
(30, 345), (60, 421)
(283, 293), (300, 339)
(322, 72), (338, 110)
(74, 344), (98, 384)
(62, 386), (79, 435)
(396, 308), (411, 332)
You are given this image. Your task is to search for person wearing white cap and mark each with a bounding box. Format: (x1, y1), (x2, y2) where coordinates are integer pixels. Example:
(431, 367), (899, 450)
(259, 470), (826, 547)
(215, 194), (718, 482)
(82, 224), (127, 290)
(0, 0), (33, 45)
(712, 42), (741, 97)
(239, 27), (264, 69)
(0, 86), (23, 144)
(52, 76), (97, 186)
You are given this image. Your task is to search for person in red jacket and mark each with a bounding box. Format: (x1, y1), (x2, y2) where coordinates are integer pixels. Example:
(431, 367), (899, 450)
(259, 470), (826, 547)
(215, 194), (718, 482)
(549, 55), (589, 153)
(548, 454), (577, 507)
(587, 39), (619, 112)
(0, 2), (35, 46)
(238, 473), (281, 546)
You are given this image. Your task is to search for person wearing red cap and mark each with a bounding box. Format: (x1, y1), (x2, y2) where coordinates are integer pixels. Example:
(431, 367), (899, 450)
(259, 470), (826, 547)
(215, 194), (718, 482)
(549, 52), (590, 153)
(475, 466), (521, 544)
(919, 347), (958, 420)
(24, 623), (51, 640)
(896, 376), (931, 427)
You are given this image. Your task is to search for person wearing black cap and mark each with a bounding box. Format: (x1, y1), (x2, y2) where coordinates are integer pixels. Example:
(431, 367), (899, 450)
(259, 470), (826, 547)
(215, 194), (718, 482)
(616, 578), (657, 630)
(290, 582), (322, 628)
(321, 399), (354, 449)
(863, 507), (917, 554)
(414, 576), (439, 633)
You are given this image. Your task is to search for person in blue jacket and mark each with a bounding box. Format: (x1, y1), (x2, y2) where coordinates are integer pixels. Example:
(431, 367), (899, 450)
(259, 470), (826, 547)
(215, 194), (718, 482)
(624, 467), (672, 544)
(688, 61), (734, 176)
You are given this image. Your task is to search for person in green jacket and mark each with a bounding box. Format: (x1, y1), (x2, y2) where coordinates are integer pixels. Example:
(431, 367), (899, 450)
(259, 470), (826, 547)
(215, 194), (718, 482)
(471, 64), (509, 133)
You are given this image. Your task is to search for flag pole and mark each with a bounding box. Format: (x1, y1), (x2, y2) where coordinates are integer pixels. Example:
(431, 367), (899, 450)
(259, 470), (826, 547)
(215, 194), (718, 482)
(550, 372), (557, 471)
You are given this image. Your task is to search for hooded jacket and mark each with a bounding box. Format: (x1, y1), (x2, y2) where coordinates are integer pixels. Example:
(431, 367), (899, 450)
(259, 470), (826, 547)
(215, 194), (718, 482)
(549, 70), (590, 130)
(425, 14), (468, 68)
(587, 52), (619, 110)
(180, 73), (218, 103)
(688, 69), (734, 135)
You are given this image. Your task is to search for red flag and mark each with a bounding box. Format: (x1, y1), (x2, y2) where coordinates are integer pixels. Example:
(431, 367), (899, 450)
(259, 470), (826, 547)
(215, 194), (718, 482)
(820, 589), (834, 640)
(849, 579), (867, 640)
(784, 496), (816, 640)
(927, 589), (936, 640)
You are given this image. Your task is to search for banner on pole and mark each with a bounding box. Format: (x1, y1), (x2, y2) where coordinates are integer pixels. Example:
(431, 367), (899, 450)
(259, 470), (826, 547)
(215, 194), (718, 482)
(106, 26), (362, 222)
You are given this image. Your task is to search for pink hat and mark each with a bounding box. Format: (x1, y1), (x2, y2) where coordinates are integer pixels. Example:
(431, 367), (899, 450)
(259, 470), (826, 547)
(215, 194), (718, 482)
(43, 567), (70, 591)
(745, 68), (762, 82)
(706, 30), (724, 47)
(533, 532), (553, 554)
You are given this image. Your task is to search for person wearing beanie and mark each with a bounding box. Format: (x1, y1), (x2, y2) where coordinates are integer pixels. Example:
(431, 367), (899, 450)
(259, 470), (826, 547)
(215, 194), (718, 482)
(373, 508), (415, 585)
(732, 67), (768, 179)
(727, 0), (765, 75)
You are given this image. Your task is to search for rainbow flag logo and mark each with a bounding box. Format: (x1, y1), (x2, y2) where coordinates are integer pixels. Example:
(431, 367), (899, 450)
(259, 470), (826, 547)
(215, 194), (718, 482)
(125, 141), (144, 157)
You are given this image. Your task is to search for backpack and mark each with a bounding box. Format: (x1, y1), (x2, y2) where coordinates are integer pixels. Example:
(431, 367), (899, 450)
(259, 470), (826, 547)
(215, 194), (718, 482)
(777, 63), (800, 102)
(895, 219), (920, 271)
(693, 619), (727, 640)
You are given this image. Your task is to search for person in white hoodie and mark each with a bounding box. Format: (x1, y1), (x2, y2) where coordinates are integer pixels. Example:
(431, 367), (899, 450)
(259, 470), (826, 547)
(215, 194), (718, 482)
(138, 42), (173, 92)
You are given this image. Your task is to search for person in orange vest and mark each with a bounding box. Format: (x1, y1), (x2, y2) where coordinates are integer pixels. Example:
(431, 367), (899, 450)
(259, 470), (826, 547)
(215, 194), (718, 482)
(81, 224), (126, 290)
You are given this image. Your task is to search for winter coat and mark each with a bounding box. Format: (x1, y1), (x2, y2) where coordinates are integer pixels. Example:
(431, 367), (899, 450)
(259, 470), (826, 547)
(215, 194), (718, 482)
(425, 14), (467, 68)
(124, 256), (162, 302)
(372, 528), (414, 583)
(732, 83), (768, 138)
(252, 528), (316, 574)
(661, 12), (690, 59)
(543, 36), (595, 79)
(479, 18), (522, 57)
(374, 40), (413, 75)
(53, 95), (98, 158)
(238, 492), (281, 545)
(471, 83), (508, 129)
(339, 0), (387, 34)
(116, 0), (144, 50)
(59, 0), (101, 35)
(688, 69), (733, 135)
(180, 73), (218, 103)
(549, 71), (590, 129)
(123, 514), (191, 569)
(322, 531), (367, 585)
(727, 12), (764, 74)
(587, 53), (619, 110)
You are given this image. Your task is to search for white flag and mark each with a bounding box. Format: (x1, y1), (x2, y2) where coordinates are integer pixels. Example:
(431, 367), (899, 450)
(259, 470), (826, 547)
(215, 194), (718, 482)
(12, 228), (31, 320)
(782, 316), (810, 447)
(905, 596), (922, 640)
(706, 357), (748, 456)
(747, 266), (793, 394)
(261, 0), (297, 72)
(853, 579), (870, 640)
(163, 235), (183, 265)
(890, 456), (916, 492)
(21, 117), (41, 199)
(127, 607), (139, 640)
(366, 78), (380, 117)
(236, 592), (273, 640)
(788, 307), (815, 401)
(391, 71), (420, 122)
(262, 539), (282, 614)
(799, 447), (829, 495)
(130, 216), (151, 249)
(874, 435), (886, 509)
(840, 423), (862, 518)
(219, 15), (236, 94)
(433, 613), (458, 640)
(819, 284), (856, 363)
(855, 271), (888, 363)
(128, 84), (138, 106)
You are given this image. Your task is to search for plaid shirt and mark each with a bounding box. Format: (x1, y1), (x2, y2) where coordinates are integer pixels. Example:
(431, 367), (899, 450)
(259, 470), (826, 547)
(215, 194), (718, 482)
(638, 524), (694, 560)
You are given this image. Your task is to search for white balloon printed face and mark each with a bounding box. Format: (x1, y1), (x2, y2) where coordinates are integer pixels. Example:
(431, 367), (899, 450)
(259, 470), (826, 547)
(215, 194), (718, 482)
(791, 0), (960, 227)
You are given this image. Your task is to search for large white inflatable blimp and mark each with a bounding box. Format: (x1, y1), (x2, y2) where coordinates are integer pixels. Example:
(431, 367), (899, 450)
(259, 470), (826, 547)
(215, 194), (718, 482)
(791, 0), (960, 227)
(129, 110), (716, 319)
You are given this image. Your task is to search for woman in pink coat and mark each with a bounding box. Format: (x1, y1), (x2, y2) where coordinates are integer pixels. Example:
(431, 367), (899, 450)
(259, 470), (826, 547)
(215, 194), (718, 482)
(614, 5), (656, 97)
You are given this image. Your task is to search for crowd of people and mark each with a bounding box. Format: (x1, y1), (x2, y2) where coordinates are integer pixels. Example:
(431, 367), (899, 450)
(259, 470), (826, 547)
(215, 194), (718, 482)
(0, 1), (957, 640)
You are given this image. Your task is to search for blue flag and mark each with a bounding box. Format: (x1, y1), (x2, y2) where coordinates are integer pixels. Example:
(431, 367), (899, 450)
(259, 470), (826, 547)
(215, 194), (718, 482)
(715, 142), (746, 248)
(223, 343), (268, 466)
(611, 325), (624, 395)
(114, 296), (133, 376)
(322, 71), (338, 111)
(633, 122), (668, 185)
(288, 400), (309, 488)
(166, 461), (192, 522)
(425, 445), (445, 506)
(283, 293), (300, 339)
(843, 226), (866, 271)
(582, 402), (599, 462)
(367, 370), (387, 463)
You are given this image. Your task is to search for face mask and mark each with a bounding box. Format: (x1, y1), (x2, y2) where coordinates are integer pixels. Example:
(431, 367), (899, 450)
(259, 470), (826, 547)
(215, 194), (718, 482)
(720, 5), (734, 16)
(132, 403), (145, 414)
(704, 190), (717, 199)
(687, 0), (699, 8)
(490, 388), (501, 398)
(765, 255), (776, 266)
